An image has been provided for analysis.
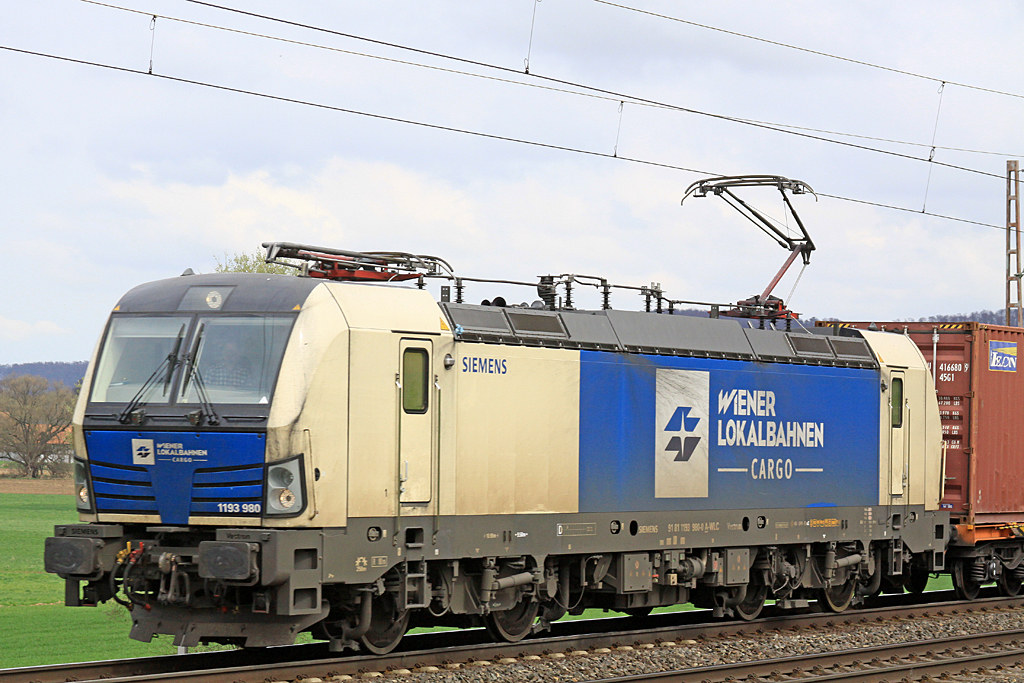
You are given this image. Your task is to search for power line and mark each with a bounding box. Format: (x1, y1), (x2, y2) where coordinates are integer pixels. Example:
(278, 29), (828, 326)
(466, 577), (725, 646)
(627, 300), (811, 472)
(176, 0), (1007, 182)
(593, 0), (1024, 101)
(86, 0), (1024, 161)
(81, 1), (619, 107)
(0, 42), (1002, 232)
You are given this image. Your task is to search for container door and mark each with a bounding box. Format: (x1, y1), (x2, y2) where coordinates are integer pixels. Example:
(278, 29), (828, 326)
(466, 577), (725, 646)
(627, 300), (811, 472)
(398, 339), (433, 504)
(889, 371), (907, 496)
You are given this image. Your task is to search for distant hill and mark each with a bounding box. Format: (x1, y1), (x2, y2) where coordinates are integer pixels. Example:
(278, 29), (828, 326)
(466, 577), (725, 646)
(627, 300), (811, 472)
(0, 361), (88, 388)
(910, 309), (1011, 325)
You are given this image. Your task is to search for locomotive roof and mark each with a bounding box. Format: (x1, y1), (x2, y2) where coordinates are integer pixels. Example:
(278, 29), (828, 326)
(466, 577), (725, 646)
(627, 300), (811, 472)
(110, 272), (877, 369)
(442, 302), (878, 369)
(112, 272), (322, 313)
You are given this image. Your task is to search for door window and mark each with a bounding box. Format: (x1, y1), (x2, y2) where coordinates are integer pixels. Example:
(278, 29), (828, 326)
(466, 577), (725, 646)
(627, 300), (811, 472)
(402, 349), (429, 413)
(891, 377), (903, 427)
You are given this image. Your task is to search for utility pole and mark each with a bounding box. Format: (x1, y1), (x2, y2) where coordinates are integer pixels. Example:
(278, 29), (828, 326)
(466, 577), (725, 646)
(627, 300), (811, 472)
(1007, 160), (1022, 327)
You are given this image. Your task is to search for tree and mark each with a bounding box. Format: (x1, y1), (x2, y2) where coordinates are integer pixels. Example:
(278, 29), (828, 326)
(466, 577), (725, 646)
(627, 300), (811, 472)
(0, 375), (75, 478)
(214, 249), (296, 275)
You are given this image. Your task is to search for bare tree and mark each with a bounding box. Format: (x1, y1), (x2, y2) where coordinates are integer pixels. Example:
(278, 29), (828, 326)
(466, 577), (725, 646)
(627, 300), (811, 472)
(0, 374), (75, 478)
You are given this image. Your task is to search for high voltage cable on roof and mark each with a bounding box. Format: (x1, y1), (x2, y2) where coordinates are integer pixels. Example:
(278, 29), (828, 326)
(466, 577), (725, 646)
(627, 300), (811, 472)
(592, 0), (1024, 102)
(174, 0), (1007, 182)
(82, 0), (1024, 160)
(0, 43), (1003, 232)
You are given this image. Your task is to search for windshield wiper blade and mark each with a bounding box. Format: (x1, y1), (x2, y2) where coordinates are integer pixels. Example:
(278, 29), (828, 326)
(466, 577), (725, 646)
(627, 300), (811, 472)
(118, 326), (185, 425)
(162, 324), (187, 396)
(180, 322), (204, 398)
(189, 367), (220, 426)
(180, 323), (220, 426)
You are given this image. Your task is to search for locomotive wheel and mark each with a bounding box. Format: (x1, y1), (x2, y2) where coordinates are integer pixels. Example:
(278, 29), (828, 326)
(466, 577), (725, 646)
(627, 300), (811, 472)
(359, 593), (410, 655)
(622, 606), (653, 618)
(818, 577), (856, 613)
(998, 570), (1022, 597)
(952, 560), (981, 601)
(734, 584), (768, 621)
(907, 565), (931, 594)
(485, 598), (539, 642)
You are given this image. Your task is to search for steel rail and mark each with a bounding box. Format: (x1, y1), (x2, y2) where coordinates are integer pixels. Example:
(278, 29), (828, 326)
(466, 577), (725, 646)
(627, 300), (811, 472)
(3, 591), (1022, 683)
(587, 629), (1024, 682)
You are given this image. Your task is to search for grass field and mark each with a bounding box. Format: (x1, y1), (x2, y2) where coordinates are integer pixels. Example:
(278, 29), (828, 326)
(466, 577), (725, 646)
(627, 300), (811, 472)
(0, 492), (237, 668)
(0, 490), (953, 669)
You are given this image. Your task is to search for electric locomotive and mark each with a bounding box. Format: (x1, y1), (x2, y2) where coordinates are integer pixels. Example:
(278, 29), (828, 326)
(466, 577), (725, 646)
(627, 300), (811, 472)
(45, 241), (950, 654)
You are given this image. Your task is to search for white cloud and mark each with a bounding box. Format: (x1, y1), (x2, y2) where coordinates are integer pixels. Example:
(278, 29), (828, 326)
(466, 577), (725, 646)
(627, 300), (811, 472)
(0, 317), (67, 343)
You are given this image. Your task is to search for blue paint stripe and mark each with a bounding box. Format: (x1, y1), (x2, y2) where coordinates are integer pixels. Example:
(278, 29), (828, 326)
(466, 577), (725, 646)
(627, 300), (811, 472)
(193, 467), (263, 484)
(192, 484), (263, 499)
(90, 463), (152, 483)
(95, 498), (157, 512)
(93, 481), (155, 498)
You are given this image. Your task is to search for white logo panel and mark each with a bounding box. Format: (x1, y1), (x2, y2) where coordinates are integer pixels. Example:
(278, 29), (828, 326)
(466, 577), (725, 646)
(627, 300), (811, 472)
(655, 369), (709, 498)
(131, 438), (155, 466)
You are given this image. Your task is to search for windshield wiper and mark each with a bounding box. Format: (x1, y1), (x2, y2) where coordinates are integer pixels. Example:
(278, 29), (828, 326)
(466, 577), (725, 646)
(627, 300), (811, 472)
(163, 324), (187, 395)
(118, 324), (186, 425)
(189, 366), (220, 426)
(180, 323), (220, 426)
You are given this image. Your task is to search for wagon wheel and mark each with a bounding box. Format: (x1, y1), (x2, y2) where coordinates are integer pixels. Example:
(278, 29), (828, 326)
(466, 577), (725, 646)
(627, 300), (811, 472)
(907, 564), (931, 594)
(734, 583), (768, 621)
(485, 597), (539, 642)
(952, 560), (981, 601)
(622, 606), (653, 618)
(818, 576), (856, 613)
(998, 569), (1022, 597)
(359, 592), (410, 655)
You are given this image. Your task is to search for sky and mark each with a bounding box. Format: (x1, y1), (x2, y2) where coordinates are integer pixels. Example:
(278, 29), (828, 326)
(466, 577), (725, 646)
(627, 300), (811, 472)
(2, 0), (1023, 364)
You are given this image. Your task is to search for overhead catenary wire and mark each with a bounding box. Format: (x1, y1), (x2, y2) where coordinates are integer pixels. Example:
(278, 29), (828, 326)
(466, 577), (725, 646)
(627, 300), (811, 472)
(85, 1), (1024, 163)
(592, 0), (1024, 102)
(171, 0), (1009, 182)
(922, 81), (947, 212)
(0, 43), (1003, 232)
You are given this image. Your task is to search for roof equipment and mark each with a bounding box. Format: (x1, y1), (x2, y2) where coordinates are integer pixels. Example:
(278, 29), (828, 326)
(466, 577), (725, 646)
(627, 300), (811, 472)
(682, 175), (816, 325)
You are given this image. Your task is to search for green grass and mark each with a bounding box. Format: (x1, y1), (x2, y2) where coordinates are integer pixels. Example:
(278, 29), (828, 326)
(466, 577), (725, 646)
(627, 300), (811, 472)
(0, 493), (245, 668)
(0, 490), (969, 669)
(0, 493), (79, 607)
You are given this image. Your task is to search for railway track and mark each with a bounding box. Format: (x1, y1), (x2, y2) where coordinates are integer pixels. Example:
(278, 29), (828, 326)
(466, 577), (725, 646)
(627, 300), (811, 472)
(4, 590), (1023, 683)
(587, 629), (1024, 682)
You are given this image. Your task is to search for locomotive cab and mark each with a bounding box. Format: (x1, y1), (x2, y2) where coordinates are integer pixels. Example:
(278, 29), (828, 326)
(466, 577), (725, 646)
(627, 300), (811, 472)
(46, 272), (452, 647)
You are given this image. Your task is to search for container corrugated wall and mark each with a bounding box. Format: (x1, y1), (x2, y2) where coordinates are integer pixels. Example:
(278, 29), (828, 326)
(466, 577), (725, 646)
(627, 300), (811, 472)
(818, 321), (1024, 524)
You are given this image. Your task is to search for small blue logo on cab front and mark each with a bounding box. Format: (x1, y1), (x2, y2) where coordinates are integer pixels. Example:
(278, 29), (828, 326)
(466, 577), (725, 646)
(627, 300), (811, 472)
(989, 341), (1017, 372)
(131, 438), (155, 466)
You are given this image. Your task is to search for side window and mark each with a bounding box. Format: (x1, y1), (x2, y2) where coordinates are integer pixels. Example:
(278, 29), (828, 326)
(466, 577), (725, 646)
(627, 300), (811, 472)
(891, 377), (903, 428)
(402, 349), (429, 414)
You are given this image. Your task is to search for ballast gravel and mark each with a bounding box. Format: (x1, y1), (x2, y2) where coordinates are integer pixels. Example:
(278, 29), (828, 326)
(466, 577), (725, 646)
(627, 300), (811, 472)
(371, 606), (1024, 682)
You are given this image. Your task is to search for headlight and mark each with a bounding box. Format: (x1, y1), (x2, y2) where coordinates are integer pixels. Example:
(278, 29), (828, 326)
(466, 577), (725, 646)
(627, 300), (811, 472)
(265, 455), (304, 516)
(74, 459), (93, 512)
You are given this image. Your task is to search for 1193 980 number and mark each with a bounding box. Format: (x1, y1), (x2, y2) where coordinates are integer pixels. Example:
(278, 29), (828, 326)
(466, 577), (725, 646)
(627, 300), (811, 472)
(217, 503), (261, 514)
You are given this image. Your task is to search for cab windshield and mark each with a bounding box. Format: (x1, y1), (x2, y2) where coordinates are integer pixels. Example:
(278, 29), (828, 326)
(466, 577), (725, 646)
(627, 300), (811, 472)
(89, 314), (293, 406)
(90, 316), (191, 403)
(180, 316), (292, 405)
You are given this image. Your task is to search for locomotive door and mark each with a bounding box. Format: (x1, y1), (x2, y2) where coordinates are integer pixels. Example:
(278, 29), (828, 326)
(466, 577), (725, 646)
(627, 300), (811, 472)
(889, 371), (907, 497)
(398, 339), (433, 504)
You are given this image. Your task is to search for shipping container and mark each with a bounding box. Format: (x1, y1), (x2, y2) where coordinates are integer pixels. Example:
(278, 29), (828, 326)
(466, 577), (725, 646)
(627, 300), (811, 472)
(817, 321), (1024, 539)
